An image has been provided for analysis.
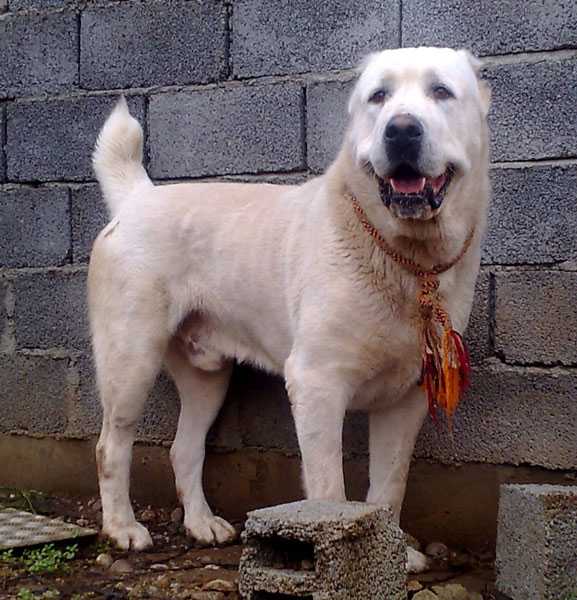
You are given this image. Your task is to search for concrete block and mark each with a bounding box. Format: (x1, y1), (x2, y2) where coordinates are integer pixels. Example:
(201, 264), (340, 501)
(402, 0), (577, 56)
(306, 79), (354, 173)
(10, 0), (73, 8)
(0, 1), (7, 14)
(496, 484), (577, 600)
(0, 187), (70, 268)
(0, 107), (5, 182)
(0, 354), (68, 435)
(14, 270), (89, 350)
(486, 165), (577, 265)
(494, 271), (577, 365)
(7, 96), (145, 182)
(149, 84), (304, 178)
(0, 281), (7, 344)
(81, 1), (227, 89)
(0, 12), (77, 99)
(233, 0), (399, 78)
(464, 269), (491, 365)
(415, 364), (577, 470)
(486, 58), (577, 162)
(71, 185), (109, 263)
(239, 500), (406, 599)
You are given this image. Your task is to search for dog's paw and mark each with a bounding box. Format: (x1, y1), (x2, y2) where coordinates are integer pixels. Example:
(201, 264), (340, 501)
(103, 521), (153, 551)
(406, 546), (431, 573)
(185, 514), (237, 546)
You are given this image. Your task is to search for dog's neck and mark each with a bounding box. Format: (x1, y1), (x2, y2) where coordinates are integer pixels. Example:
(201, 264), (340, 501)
(325, 145), (487, 271)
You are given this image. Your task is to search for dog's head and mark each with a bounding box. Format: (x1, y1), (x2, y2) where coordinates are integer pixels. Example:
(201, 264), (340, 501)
(346, 47), (490, 224)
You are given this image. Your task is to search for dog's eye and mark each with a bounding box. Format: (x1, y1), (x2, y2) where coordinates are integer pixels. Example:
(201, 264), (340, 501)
(432, 84), (455, 101)
(368, 89), (388, 104)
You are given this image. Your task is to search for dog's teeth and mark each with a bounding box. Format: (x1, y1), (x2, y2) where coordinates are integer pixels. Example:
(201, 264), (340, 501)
(390, 177), (426, 194)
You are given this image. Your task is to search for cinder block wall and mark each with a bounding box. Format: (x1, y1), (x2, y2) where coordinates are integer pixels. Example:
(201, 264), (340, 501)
(1, 1), (576, 485)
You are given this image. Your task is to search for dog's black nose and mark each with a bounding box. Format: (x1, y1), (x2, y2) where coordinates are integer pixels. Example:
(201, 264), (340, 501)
(385, 114), (423, 163)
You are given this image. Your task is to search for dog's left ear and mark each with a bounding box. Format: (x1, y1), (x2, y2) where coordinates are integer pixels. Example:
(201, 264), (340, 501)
(460, 49), (491, 118)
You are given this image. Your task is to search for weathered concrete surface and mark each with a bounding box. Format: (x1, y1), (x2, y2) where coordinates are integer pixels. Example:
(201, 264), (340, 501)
(494, 271), (577, 365)
(14, 270), (89, 350)
(486, 58), (577, 162)
(149, 84), (304, 178)
(80, 1), (228, 89)
(0, 11), (77, 99)
(402, 0), (577, 56)
(233, 0), (399, 77)
(496, 484), (577, 600)
(485, 165), (577, 265)
(240, 500), (406, 599)
(70, 185), (109, 264)
(0, 187), (70, 268)
(6, 96), (145, 182)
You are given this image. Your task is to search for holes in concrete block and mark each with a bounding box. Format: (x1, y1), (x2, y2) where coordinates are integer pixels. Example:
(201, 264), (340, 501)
(256, 536), (315, 571)
(253, 594), (314, 600)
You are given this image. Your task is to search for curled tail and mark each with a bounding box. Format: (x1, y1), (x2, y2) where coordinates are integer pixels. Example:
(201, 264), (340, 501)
(92, 97), (151, 217)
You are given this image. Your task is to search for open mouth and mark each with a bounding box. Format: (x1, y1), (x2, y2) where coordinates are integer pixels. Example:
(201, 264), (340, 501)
(378, 164), (455, 215)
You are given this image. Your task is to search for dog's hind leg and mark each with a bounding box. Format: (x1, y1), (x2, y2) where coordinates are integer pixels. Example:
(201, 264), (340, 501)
(164, 340), (236, 545)
(92, 273), (169, 551)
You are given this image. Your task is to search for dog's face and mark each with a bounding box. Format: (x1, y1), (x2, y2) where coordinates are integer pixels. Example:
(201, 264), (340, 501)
(347, 47), (490, 221)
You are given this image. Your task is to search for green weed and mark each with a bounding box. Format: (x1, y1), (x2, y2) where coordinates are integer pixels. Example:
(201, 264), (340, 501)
(21, 543), (78, 574)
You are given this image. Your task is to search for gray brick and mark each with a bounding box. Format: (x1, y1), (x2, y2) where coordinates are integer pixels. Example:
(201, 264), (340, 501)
(233, 0), (399, 78)
(402, 0), (577, 56)
(0, 1), (7, 14)
(71, 185), (108, 263)
(14, 270), (89, 350)
(0, 106), (5, 182)
(494, 271), (577, 366)
(496, 484), (577, 600)
(0, 187), (70, 268)
(0, 12), (77, 99)
(0, 281), (7, 344)
(416, 365), (577, 470)
(487, 58), (577, 162)
(465, 269), (491, 364)
(81, 1), (227, 90)
(307, 79), (354, 173)
(0, 354), (68, 435)
(149, 84), (304, 178)
(7, 95), (144, 182)
(10, 0), (74, 8)
(72, 354), (240, 447)
(485, 165), (577, 265)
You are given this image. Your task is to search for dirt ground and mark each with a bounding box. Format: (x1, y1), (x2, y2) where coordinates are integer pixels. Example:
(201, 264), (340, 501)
(0, 488), (498, 599)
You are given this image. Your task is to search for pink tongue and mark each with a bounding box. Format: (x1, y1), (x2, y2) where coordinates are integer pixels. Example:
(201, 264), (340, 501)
(390, 177), (426, 194)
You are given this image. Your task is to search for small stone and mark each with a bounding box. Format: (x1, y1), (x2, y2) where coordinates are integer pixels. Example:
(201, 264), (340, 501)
(150, 563), (169, 570)
(413, 591), (438, 600)
(425, 541), (449, 559)
(171, 507), (184, 523)
(109, 559), (134, 574)
(95, 553), (114, 568)
(140, 507), (156, 522)
(203, 579), (235, 592)
(431, 583), (470, 600)
(203, 564), (220, 570)
(448, 550), (471, 568)
(407, 579), (424, 591)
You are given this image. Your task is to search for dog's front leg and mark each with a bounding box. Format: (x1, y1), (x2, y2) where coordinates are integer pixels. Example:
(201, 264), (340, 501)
(285, 356), (350, 501)
(367, 386), (430, 573)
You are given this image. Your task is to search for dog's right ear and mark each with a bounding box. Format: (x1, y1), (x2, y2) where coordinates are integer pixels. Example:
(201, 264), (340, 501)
(348, 52), (379, 114)
(460, 49), (491, 118)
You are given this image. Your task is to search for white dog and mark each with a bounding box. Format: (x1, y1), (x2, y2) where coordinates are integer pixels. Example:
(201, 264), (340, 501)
(89, 47), (490, 573)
